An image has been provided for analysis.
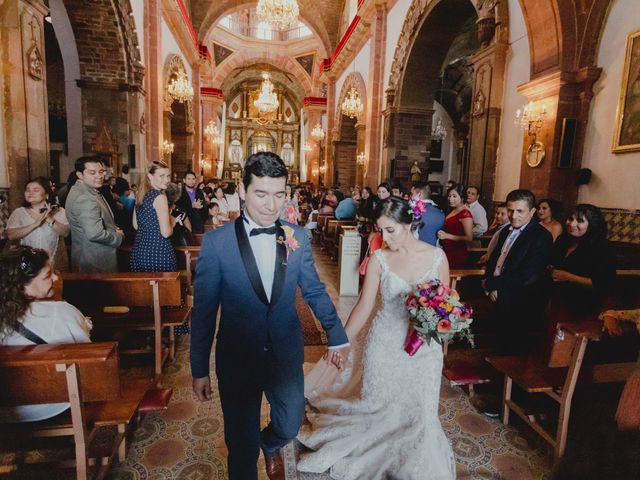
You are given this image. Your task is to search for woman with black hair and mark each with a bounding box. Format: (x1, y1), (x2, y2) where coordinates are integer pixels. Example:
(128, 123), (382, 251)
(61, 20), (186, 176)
(0, 246), (91, 423)
(546, 204), (616, 338)
(437, 183), (473, 268)
(537, 198), (563, 241)
(298, 197), (455, 478)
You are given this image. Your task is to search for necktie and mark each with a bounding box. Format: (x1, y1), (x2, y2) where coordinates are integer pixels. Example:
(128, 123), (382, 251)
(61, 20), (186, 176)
(250, 226), (277, 236)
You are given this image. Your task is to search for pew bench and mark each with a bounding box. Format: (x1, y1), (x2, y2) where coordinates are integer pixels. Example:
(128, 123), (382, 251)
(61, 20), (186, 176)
(0, 342), (150, 479)
(60, 272), (191, 379)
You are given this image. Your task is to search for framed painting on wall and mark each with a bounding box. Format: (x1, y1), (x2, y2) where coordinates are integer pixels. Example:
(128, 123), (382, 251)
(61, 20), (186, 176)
(612, 29), (640, 153)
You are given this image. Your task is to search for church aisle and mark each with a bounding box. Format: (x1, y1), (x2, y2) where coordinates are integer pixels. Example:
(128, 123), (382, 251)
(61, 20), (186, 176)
(103, 245), (551, 479)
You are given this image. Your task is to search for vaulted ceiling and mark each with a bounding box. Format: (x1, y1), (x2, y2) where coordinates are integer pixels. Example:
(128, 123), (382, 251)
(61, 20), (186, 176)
(189, 0), (346, 54)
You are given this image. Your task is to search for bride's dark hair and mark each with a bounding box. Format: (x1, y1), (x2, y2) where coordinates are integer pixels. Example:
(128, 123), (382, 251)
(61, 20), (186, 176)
(374, 197), (421, 231)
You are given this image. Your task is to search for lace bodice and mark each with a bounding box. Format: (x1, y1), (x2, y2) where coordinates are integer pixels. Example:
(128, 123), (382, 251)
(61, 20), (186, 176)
(298, 246), (455, 479)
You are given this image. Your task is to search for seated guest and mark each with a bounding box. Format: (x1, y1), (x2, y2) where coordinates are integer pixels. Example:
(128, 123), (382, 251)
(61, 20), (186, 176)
(479, 202), (510, 264)
(437, 183), (473, 268)
(412, 181), (444, 247)
(213, 186), (230, 218)
(6, 177), (70, 270)
(466, 185), (488, 238)
(207, 202), (226, 227)
(224, 183), (241, 219)
(356, 187), (375, 235)
(176, 171), (207, 233)
(0, 246), (91, 423)
(537, 198), (563, 241)
(374, 182), (392, 210)
(319, 188), (338, 214)
(545, 204), (616, 340)
(280, 184), (300, 224)
(334, 189), (359, 220)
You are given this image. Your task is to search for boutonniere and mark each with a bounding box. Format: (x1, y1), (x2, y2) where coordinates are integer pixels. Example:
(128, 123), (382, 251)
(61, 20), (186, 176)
(277, 225), (300, 264)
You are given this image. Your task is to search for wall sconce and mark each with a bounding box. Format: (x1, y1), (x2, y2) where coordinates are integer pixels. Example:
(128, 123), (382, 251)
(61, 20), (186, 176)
(199, 154), (210, 172)
(311, 167), (319, 177)
(514, 101), (547, 138)
(319, 164), (326, 174)
(311, 123), (325, 142)
(205, 120), (223, 144)
(302, 142), (312, 152)
(162, 140), (174, 157)
(515, 101), (548, 168)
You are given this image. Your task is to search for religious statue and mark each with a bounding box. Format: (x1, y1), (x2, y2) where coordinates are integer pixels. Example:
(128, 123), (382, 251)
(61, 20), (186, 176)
(410, 161), (422, 182)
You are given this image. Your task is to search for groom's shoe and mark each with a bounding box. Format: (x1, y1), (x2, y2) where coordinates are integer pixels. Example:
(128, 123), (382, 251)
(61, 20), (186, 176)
(264, 452), (285, 480)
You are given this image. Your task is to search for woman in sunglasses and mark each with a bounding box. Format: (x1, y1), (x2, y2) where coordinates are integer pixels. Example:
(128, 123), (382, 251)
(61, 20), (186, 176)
(0, 246), (91, 423)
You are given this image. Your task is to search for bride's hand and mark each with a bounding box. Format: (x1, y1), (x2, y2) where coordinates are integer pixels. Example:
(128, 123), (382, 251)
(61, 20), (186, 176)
(326, 346), (351, 370)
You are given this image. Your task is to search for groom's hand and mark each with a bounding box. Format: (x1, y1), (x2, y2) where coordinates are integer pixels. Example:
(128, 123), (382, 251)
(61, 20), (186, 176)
(193, 376), (212, 401)
(327, 346), (351, 370)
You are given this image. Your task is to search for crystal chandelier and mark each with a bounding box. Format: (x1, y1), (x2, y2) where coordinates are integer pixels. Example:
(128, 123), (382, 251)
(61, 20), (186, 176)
(168, 70), (194, 103)
(256, 0), (300, 31)
(253, 73), (279, 115)
(311, 123), (325, 142)
(431, 118), (447, 141)
(204, 120), (223, 144)
(341, 86), (363, 119)
(302, 142), (312, 152)
(162, 140), (174, 156)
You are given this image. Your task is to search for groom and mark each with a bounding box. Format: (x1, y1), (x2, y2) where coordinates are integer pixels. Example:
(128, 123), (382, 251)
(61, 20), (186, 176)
(191, 152), (350, 480)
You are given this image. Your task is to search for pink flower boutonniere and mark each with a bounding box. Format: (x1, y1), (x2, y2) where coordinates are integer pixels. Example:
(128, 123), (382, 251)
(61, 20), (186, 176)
(278, 225), (300, 264)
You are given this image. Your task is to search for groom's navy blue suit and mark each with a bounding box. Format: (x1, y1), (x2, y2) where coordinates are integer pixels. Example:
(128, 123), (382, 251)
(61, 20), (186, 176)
(191, 216), (348, 478)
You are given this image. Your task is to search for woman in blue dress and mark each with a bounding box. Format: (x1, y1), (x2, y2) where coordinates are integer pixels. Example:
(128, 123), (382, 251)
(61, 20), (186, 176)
(130, 160), (177, 272)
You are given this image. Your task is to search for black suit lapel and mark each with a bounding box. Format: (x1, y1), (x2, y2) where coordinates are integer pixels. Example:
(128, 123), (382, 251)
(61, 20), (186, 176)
(487, 227), (510, 275)
(234, 217), (269, 306)
(270, 221), (287, 309)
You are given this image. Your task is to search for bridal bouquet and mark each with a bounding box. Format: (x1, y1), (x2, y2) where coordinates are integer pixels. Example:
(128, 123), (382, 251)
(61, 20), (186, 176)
(403, 280), (474, 356)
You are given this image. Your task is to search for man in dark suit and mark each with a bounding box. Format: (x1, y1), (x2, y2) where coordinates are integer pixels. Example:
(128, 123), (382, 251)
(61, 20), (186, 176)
(176, 171), (207, 233)
(484, 189), (552, 354)
(412, 181), (445, 246)
(191, 152), (349, 480)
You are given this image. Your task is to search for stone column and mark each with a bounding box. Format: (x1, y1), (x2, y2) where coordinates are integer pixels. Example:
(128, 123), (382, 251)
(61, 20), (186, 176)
(355, 122), (366, 186)
(364, 2), (387, 188)
(467, 41), (508, 207)
(190, 62), (201, 174)
(0, 0), (50, 209)
(201, 93), (223, 179)
(324, 78), (336, 185)
(144, 0), (162, 167)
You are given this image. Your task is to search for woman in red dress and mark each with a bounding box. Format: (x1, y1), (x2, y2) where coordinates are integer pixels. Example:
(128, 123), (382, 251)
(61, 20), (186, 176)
(437, 184), (473, 268)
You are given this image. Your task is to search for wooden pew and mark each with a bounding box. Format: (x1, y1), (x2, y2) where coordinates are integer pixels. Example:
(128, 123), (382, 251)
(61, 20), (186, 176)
(60, 272), (191, 379)
(486, 320), (638, 461)
(322, 220), (357, 259)
(0, 342), (150, 479)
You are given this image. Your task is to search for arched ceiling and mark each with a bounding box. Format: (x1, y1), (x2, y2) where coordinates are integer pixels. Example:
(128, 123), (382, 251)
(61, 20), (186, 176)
(189, 0), (346, 54)
(221, 64), (306, 105)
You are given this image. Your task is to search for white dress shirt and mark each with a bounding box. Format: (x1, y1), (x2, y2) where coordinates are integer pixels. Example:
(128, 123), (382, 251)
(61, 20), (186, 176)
(467, 201), (488, 237)
(243, 212), (277, 301)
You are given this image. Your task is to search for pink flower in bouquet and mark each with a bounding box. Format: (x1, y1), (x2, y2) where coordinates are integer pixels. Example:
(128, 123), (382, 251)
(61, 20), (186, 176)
(437, 319), (452, 333)
(436, 285), (445, 297)
(418, 296), (429, 308)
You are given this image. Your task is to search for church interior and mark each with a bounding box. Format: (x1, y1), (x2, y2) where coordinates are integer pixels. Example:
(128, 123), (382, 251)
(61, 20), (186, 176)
(0, 0), (639, 478)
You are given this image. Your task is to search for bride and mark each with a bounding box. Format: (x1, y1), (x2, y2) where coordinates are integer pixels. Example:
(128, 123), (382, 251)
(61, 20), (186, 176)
(297, 197), (456, 479)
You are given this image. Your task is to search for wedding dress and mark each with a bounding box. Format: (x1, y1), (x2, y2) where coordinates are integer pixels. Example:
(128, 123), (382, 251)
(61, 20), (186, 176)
(297, 249), (456, 479)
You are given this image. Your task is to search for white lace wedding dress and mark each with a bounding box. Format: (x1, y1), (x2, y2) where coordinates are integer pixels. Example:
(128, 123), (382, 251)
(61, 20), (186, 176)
(297, 249), (456, 479)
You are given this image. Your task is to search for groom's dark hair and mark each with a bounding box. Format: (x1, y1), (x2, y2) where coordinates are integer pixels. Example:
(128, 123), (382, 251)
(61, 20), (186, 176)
(242, 152), (288, 190)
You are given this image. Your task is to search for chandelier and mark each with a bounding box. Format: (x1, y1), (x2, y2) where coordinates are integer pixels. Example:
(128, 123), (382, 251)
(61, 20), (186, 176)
(256, 0), (299, 31)
(431, 118), (447, 141)
(341, 86), (363, 119)
(514, 101), (547, 135)
(311, 123), (325, 142)
(253, 73), (279, 115)
(168, 70), (194, 103)
(162, 140), (174, 156)
(204, 120), (223, 144)
(302, 142), (312, 152)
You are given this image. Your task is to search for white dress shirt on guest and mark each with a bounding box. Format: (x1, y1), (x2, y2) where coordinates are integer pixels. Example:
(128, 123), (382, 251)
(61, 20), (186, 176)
(467, 201), (488, 237)
(0, 301), (92, 423)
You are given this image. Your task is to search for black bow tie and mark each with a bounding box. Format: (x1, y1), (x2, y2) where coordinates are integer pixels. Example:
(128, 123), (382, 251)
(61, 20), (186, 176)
(250, 226), (277, 237)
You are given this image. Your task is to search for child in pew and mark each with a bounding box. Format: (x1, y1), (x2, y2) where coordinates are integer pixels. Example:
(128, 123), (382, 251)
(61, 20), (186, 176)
(0, 245), (92, 423)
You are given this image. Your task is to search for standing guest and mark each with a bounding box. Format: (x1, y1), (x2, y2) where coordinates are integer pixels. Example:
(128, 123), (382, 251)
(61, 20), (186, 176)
(165, 182), (193, 247)
(445, 179), (455, 190)
(57, 171), (78, 208)
(334, 189), (359, 220)
(176, 171), (207, 233)
(280, 185), (300, 224)
(483, 189), (553, 354)
(391, 185), (403, 198)
(65, 156), (123, 273)
(225, 183), (241, 219)
(437, 184), (473, 268)
(213, 186), (231, 218)
(412, 181), (445, 247)
(537, 198), (563, 241)
(0, 246), (91, 423)
(466, 185), (488, 237)
(357, 187), (374, 221)
(130, 161), (177, 272)
(545, 204), (616, 340)
(6, 177), (70, 270)
(191, 152), (348, 479)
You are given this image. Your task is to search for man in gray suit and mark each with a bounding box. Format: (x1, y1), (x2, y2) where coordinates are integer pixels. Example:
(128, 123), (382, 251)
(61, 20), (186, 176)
(66, 156), (124, 272)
